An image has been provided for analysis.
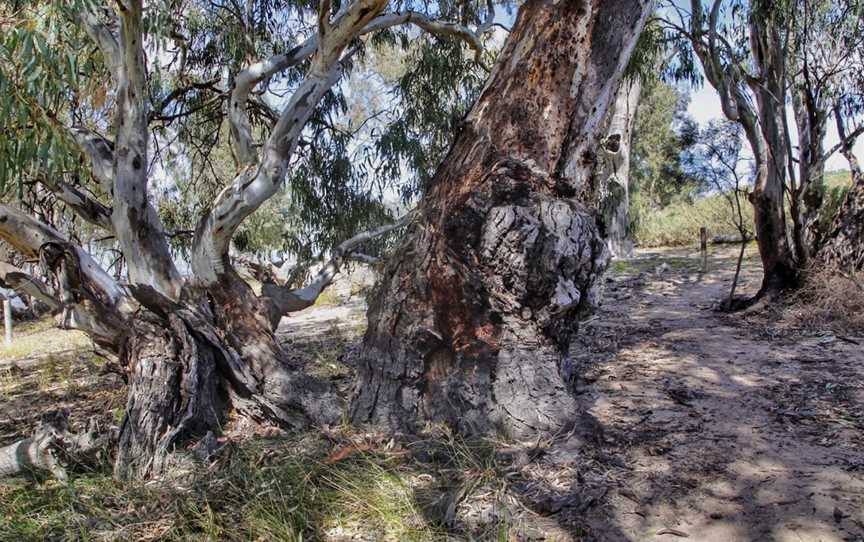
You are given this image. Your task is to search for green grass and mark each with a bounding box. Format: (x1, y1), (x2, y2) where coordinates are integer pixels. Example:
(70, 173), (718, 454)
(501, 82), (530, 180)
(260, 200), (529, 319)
(0, 431), (526, 541)
(633, 192), (753, 247)
(313, 287), (342, 307)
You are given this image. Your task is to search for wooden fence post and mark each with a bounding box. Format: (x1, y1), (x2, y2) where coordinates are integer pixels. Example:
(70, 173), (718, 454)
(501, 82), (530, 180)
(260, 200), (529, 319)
(3, 298), (11, 347)
(700, 227), (709, 272)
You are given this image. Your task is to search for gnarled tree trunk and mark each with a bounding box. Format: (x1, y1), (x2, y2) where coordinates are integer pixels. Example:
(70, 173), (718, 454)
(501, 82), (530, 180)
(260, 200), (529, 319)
(114, 272), (347, 479)
(351, 0), (652, 438)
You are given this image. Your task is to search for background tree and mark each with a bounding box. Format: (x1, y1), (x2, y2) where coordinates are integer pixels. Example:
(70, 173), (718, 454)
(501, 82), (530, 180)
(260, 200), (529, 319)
(660, 0), (798, 297)
(788, 0), (864, 267)
(685, 120), (751, 306)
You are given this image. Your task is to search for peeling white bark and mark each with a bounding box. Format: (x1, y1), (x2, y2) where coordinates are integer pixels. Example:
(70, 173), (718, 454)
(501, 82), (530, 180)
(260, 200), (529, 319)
(111, 0), (182, 299)
(601, 77), (640, 258)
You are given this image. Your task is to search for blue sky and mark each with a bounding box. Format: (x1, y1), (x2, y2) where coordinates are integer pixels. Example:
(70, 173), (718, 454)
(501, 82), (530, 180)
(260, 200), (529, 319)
(686, 83), (862, 173)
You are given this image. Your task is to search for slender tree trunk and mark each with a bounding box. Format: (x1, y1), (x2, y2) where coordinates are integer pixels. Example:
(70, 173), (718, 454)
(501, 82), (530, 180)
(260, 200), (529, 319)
(351, 0), (652, 438)
(746, 10), (799, 295)
(688, 0), (798, 298)
(790, 87), (827, 267)
(600, 77), (641, 259)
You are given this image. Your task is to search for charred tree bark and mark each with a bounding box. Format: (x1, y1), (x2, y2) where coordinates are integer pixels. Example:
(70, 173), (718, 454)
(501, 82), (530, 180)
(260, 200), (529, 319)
(600, 77), (641, 259)
(351, 0), (652, 438)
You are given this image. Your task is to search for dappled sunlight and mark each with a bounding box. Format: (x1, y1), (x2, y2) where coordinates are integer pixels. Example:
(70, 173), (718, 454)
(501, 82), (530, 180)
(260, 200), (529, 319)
(544, 246), (864, 540)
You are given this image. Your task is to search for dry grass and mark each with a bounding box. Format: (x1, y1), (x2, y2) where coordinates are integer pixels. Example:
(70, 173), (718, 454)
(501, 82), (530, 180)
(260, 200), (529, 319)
(0, 317), (92, 362)
(0, 428), (532, 541)
(786, 267), (864, 335)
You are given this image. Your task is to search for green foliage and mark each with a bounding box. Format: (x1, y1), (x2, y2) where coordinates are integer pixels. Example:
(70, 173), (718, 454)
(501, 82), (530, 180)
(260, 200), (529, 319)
(0, 0), (104, 199)
(372, 36), (494, 202)
(630, 77), (700, 209)
(3, 0), (509, 268)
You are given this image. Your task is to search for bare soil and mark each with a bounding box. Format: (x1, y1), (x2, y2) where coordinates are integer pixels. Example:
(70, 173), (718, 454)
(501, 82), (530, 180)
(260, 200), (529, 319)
(527, 246), (864, 541)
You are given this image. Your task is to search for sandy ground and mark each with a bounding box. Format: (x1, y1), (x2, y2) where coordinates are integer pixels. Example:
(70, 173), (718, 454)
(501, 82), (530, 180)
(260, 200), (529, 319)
(279, 246), (864, 541)
(540, 246), (864, 541)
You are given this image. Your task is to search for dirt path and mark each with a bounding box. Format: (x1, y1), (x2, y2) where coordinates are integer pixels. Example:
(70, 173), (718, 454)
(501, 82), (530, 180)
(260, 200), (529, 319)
(555, 247), (864, 541)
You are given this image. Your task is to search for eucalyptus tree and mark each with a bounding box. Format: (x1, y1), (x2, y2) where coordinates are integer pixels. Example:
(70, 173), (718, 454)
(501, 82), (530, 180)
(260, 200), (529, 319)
(0, 0), (500, 479)
(351, 0), (653, 437)
(819, 104), (864, 269)
(659, 0), (799, 297)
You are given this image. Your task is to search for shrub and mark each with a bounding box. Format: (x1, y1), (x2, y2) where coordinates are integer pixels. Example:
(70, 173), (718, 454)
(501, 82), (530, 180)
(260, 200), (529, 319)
(632, 192), (752, 247)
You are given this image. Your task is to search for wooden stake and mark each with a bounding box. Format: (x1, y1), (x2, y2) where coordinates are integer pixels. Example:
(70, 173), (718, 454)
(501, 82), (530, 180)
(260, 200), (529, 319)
(3, 298), (11, 347)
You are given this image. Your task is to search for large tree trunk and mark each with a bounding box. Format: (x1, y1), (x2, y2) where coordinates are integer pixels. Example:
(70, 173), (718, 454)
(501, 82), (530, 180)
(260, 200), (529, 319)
(600, 77), (641, 259)
(115, 273), (344, 479)
(351, 0), (651, 438)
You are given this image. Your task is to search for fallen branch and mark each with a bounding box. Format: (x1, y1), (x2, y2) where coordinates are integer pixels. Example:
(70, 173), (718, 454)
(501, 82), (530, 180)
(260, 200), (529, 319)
(0, 411), (115, 481)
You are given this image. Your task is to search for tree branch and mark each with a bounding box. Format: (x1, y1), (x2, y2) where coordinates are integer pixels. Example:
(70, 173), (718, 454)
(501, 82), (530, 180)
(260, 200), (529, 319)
(0, 205), (128, 347)
(228, 5), (496, 166)
(110, 0), (182, 299)
(0, 205), (125, 305)
(0, 262), (61, 311)
(77, 2), (121, 77)
(194, 0), (390, 281)
(262, 211), (415, 328)
(43, 180), (113, 231)
(69, 127), (115, 192)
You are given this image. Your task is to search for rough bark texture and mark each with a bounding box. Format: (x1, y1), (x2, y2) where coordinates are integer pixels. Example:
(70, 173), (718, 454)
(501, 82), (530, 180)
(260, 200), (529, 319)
(351, 0), (651, 438)
(600, 77), (641, 259)
(114, 275), (343, 479)
(818, 112), (864, 270)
